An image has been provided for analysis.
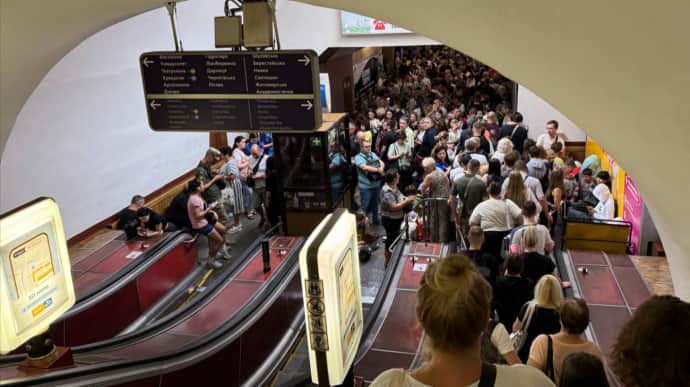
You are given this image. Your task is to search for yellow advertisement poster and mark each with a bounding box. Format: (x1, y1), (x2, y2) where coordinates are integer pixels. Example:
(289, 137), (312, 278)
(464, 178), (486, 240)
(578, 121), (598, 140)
(3, 230), (66, 335)
(585, 137), (625, 217)
(336, 248), (357, 364)
(0, 198), (75, 354)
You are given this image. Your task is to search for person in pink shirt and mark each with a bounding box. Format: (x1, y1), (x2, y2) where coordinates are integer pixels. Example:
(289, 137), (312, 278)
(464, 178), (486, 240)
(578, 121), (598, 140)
(186, 179), (230, 266)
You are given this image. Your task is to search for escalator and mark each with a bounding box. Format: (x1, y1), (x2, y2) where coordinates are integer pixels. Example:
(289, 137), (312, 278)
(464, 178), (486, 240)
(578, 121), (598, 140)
(2, 231), (200, 358)
(351, 241), (447, 385)
(0, 235), (304, 386)
(246, 238), (447, 387)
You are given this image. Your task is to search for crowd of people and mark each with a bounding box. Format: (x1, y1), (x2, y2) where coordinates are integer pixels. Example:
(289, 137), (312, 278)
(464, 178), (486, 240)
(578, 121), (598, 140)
(349, 46), (616, 257)
(350, 46), (688, 387)
(111, 45), (690, 387)
(119, 132), (278, 269)
(371, 254), (690, 387)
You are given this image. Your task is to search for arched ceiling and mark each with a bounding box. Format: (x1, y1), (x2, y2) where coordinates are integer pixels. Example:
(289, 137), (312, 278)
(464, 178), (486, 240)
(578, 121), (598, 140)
(0, 0), (185, 161)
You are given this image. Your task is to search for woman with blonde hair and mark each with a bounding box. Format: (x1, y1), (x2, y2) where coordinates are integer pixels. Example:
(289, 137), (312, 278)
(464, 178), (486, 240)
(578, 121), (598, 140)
(492, 137), (514, 164)
(513, 274), (562, 362)
(370, 255), (554, 387)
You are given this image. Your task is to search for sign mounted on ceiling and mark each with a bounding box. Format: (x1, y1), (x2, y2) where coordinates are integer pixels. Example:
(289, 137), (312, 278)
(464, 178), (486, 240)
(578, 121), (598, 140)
(139, 50), (322, 132)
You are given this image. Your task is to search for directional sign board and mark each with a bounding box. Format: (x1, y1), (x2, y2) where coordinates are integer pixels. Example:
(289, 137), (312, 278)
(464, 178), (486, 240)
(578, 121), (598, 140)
(139, 50), (322, 132)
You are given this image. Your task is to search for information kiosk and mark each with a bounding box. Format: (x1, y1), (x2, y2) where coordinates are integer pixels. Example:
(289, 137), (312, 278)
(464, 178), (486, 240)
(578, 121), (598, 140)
(0, 198), (75, 367)
(299, 208), (363, 386)
(275, 113), (353, 236)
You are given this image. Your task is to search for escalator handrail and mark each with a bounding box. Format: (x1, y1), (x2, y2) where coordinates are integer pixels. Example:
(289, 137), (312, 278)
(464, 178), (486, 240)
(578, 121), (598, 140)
(116, 264), (207, 336)
(118, 223), (281, 335)
(0, 232), (185, 364)
(1, 239), (304, 387)
(241, 310), (306, 387)
(66, 231), (185, 317)
(0, 227), (270, 366)
(62, 224), (277, 353)
(241, 223), (411, 387)
(354, 238), (409, 365)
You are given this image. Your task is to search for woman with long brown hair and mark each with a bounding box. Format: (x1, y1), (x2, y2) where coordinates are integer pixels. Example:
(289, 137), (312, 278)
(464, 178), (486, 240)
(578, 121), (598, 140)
(546, 169), (565, 225)
(504, 170), (534, 209)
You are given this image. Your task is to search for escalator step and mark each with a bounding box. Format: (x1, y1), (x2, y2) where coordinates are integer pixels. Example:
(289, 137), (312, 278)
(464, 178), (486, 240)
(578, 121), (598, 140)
(284, 353), (309, 372)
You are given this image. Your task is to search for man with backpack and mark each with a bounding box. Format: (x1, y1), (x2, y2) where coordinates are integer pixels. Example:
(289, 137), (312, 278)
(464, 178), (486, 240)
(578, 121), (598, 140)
(449, 159), (486, 235)
(499, 112), (529, 154)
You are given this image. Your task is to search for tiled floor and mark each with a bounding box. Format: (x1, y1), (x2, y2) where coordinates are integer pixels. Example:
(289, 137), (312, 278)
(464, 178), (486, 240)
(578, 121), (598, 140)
(630, 255), (675, 295)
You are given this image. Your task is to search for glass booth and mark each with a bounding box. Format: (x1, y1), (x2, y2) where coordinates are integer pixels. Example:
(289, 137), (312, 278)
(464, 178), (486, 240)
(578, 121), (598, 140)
(274, 113), (353, 235)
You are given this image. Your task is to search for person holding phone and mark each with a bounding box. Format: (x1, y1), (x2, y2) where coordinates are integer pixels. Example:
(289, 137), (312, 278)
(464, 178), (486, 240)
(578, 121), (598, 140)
(187, 179), (230, 267)
(380, 168), (415, 267)
(135, 207), (165, 238)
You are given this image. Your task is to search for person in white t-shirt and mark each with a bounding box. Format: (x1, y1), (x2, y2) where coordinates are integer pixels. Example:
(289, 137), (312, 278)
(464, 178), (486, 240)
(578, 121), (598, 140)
(370, 255), (554, 387)
(470, 181), (523, 260)
(536, 120), (566, 154)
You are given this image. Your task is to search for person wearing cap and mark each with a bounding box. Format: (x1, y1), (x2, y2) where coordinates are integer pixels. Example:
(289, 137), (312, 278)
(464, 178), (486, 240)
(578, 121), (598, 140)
(195, 147), (230, 227)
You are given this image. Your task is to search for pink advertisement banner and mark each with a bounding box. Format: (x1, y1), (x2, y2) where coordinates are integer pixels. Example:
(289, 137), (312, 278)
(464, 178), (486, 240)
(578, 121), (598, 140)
(623, 175), (643, 254)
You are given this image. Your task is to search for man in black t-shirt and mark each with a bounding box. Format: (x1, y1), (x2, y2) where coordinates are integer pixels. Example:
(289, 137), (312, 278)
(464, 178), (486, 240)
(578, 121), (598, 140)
(499, 112), (528, 154)
(464, 226), (499, 287)
(117, 194), (145, 239)
(136, 207), (166, 238)
(379, 122), (398, 164)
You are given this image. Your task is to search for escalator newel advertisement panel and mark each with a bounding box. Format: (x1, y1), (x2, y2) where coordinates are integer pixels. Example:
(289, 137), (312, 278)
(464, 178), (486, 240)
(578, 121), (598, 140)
(299, 209), (363, 386)
(0, 198), (76, 356)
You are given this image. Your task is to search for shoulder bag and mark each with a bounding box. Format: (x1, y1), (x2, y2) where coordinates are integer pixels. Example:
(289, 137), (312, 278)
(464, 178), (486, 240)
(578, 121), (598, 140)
(364, 154), (382, 182)
(510, 301), (535, 351)
(246, 154), (265, 188)
(546, 334), (555, 381)
(387, 143), (400, 171)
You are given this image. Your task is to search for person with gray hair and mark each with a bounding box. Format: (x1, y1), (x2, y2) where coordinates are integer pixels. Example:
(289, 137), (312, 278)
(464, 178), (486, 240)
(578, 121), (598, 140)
(493, 137), (514, 164)
(117, 194), (146, 238)
(465, 137), (489, 166)
(420, 157), (451, 242)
